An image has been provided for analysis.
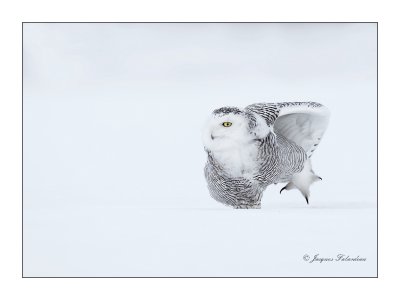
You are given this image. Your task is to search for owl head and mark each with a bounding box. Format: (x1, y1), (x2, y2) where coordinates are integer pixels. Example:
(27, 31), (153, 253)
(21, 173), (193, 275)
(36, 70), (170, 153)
(202, 106), (270, 152)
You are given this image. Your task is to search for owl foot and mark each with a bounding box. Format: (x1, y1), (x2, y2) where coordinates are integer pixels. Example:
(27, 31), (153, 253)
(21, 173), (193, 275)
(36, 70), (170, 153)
(280, 160), (322, 205)
(280, 182), (296, 194)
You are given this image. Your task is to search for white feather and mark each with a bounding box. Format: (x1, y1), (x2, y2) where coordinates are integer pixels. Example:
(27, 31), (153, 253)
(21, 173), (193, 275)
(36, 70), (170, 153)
(273, 105), (330, 156)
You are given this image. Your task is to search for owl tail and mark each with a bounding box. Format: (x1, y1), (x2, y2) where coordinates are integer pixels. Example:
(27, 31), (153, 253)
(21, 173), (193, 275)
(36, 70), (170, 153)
(280, 160), (321, 204)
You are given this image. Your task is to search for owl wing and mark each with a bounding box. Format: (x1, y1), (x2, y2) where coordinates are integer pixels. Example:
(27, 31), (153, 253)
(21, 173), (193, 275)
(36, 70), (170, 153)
(245, 102), (330, 157)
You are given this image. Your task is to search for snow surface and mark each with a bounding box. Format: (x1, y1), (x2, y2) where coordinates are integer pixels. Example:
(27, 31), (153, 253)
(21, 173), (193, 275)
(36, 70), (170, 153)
(24, 200), (376, 277)
(23, 23), (377, 277)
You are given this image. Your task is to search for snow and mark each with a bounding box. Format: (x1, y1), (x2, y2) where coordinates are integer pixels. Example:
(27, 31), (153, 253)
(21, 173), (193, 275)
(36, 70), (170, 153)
(23, 23), (377, 277)
(24, 198), (376, 277)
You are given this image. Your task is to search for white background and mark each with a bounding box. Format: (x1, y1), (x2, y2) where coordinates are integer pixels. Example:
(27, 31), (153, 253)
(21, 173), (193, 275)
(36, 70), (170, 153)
(23, 22), (377, 277)
(0, 0), (399, 299)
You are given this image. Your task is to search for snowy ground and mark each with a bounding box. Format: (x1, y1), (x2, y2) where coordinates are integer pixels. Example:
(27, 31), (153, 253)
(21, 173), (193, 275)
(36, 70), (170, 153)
(23, 190), (377, 277)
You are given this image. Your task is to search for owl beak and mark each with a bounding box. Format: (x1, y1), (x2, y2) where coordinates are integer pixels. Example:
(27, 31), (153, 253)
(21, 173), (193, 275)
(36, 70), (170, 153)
(211, 134), (215, 140)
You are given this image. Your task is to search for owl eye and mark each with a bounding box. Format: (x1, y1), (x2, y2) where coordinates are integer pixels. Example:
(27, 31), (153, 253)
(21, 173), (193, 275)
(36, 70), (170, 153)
(222, 122), (232, 127)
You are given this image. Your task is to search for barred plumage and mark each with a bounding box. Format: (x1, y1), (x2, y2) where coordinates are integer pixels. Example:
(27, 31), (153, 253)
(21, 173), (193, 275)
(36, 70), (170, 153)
(202, 102), (330, 209)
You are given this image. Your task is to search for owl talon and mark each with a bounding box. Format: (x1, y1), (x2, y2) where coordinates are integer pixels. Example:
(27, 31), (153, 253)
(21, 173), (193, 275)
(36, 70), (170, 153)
(280, 187), (286, 194)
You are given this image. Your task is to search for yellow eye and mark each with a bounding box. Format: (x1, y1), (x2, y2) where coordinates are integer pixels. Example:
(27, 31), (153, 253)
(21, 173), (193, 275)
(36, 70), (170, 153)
(222, 122), (232, 127)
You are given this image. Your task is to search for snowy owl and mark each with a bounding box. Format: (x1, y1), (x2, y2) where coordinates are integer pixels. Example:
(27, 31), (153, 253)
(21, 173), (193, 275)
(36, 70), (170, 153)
(202, 102), (330, 209)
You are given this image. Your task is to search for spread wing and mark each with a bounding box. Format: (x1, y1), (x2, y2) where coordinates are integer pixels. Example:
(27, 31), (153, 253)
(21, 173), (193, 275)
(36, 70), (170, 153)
(245, 102), (330, 157)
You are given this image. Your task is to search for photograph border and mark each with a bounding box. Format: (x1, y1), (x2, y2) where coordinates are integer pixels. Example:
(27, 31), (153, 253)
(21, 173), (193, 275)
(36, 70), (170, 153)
(21, 21), (378, 279)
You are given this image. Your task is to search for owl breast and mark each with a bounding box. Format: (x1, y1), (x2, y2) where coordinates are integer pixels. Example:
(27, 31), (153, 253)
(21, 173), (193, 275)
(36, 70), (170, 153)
(211, 141), (259, 179)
